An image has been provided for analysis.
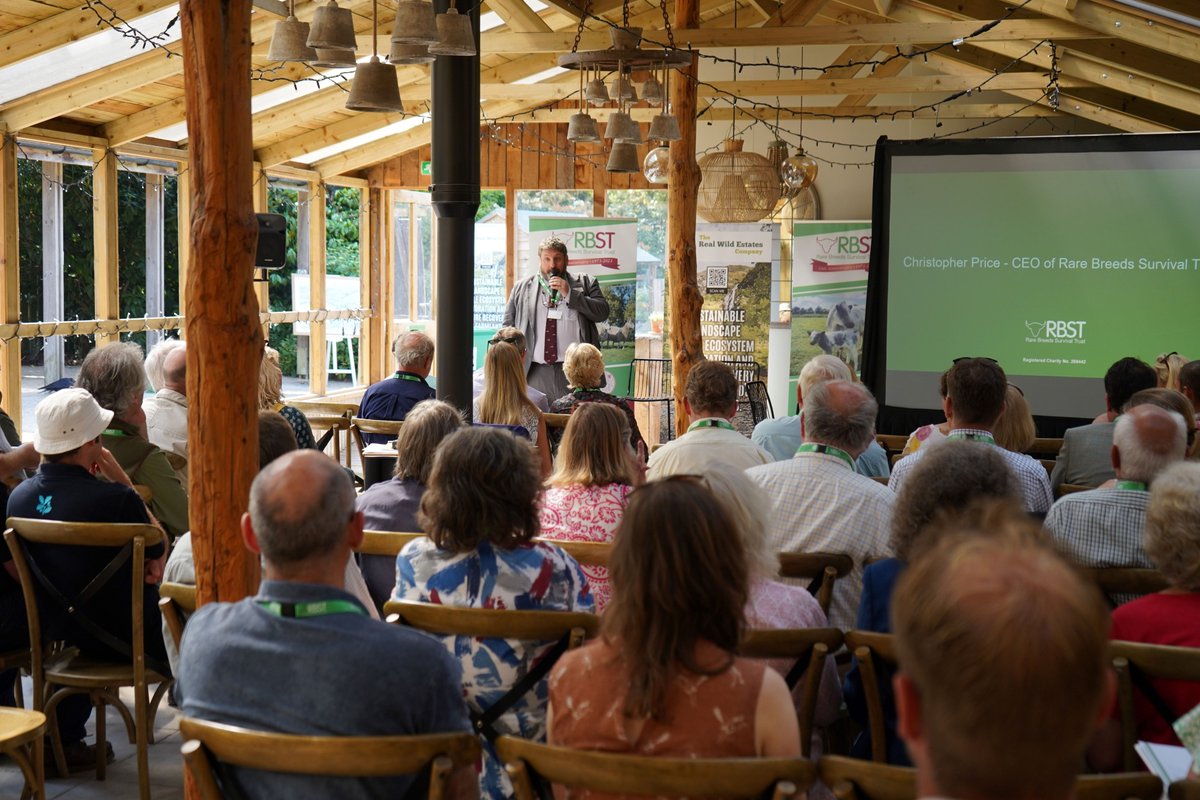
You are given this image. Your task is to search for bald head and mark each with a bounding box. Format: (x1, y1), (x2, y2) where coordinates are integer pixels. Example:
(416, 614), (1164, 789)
(1112, 403), (1187, 483)
(162, 346), (187, 395)
(393, 332), (435, 376)
(247, 450), (357, 567)
(802, 380), (878, 457)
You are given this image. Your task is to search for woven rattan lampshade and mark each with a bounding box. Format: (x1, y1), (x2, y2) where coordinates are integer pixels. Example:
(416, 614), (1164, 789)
(697, 139), (782, 223)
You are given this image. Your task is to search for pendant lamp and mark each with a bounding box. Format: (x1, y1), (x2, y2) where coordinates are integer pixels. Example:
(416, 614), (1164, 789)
(307, 0), (357, 51)
(347, 0), (403, 112)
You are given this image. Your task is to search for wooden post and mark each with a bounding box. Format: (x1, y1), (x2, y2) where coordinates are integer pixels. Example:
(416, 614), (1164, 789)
(180, 0), (262, 606)
(307, 184), (328, 396)
(667, 44), (703, 437)
(93, 147), (119, 348)
(0, 139), (20, 430)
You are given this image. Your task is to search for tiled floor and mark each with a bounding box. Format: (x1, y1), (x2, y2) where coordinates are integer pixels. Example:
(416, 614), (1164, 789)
(0, 682), (183, 800)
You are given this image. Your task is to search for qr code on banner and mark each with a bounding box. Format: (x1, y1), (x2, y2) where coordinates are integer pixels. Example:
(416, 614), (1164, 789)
(705, 267), (728, 294)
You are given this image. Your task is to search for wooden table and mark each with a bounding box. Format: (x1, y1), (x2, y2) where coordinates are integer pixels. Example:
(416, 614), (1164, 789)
(0, 707), (46, 800)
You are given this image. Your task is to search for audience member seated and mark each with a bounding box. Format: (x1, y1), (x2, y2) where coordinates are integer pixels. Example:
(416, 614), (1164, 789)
(143, 337), (183, 393)
(355, 399), (464, 611)
(1155, 351), (1190, 392)
(748, 380), (894, 630)
(538, 403), (639, 612)
(890, 357), (1052, 515)
(77, 342), (190, 539)
(901, 369), (950, 457)
(1054, 357), (1157, 488)
(753, 354), (888, 476)
(473, 327), (549, 412)
(1180, 360), (1200, 424)
(176, 450), (474, 800)
(1089, 462), (1200, 771)
(6, 388), (169, 769)
(648, 360), (772, 479)
(1129, 387), (1198, 459)
(1047, 405), (1186, 587)
(548, 343), (646, 458)
(473, 342), (552, 478)
(548, 477), (801, 774)
(994, 383), (1036, 453)
(893, 519), (1113, 800)
(843, 443), (1022, 765)
(144, 342), (189, 482)
(701, 466), (840, 766)
(394, 426), (593, 799)
(259, 345), (316, 450)
(358, 332), (437, 445)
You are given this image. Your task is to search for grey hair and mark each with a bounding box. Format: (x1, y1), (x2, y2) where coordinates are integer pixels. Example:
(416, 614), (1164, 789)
(393, 400), (466, 484)
(563, 342), (605, 390)
(393, 332), (434, 370)
(799, 354), (853, 399)
(77, 342), (148, 418)
(144, 338), (184, 392)
(1144, 462), (1200, 591)
(700, 466), (778, 578)
(890, 441), (1020, 560)
(1113, 407), (1186, 484)
(803, 380), (877, 454)
(249, 451), (357, 565)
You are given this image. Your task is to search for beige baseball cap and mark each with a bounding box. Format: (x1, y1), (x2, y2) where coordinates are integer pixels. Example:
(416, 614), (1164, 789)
(33, 388), (114, 455)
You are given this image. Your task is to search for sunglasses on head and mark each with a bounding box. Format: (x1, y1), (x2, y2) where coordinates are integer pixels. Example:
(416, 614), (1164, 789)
(953, 356), (999, 364)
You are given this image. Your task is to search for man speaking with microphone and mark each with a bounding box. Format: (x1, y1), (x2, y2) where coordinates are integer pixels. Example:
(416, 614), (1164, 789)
(503, 236), (609, 402)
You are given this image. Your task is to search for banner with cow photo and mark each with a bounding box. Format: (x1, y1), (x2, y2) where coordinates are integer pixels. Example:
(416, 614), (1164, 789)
(528, 216), (638, 394)
(791, 221), (872, 380)
(694, 222), (779, 387)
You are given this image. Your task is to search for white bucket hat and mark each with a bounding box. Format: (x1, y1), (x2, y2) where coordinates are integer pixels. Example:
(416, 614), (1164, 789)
(34, 388), (114, 455)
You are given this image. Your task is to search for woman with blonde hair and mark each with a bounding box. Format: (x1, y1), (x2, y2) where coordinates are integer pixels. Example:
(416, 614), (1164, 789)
(474, 341), (552, 477)
(994, 383), (1037, 454)
(549, 343), (646, 457)
(258, 346), (316, 450)
(1155, 351), (1189, 392)
(539, 403), (642, 610)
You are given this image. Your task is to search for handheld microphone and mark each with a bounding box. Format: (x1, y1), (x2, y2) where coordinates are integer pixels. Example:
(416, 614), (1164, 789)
(549, 267), (563, 302)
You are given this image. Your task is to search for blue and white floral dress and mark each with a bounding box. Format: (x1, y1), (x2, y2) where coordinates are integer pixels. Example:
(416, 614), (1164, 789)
(394, 538), (594, 799)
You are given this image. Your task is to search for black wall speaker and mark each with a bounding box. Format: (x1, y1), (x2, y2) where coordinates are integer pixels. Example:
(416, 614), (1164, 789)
(255, 213), (287, 269)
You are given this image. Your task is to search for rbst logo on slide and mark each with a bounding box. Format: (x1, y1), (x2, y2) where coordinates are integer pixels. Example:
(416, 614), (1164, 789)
(1024, 320), (1087, 341)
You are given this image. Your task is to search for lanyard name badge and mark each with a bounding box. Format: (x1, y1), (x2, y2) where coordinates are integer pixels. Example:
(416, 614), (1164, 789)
(539, 274), (565, 320)
(688, 419), (735, 432)
(795, 442), (855, 470)
(257, 599), (367, 619)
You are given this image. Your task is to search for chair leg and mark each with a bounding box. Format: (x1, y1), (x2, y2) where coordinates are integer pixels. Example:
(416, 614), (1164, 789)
(94, 691), (107, 781)
(42, 687), (73, 779)
(148, 680), (172, 744)
(136, 680), (151, 800)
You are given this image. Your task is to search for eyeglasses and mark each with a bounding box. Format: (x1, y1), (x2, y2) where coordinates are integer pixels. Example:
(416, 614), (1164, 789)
(1158, 351), (1179, 363)
(488, 336), (522, 349)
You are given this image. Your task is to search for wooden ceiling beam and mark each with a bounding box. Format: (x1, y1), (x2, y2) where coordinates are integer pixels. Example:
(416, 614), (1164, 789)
(527, 0), (629, 22)
(0, 0), (179, 69)
(765, 0), (829, 27)
(486, 0), (554, 32)
(837, 47), (910, 106)
(495, 101), (1056, 121)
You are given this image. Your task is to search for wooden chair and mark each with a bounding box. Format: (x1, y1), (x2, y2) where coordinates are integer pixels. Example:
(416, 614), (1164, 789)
(1170, 780), (1200, 800)
(1040, 458), (1056, 478)
(351, 416), (405, 457)
(295, 406), (354, 469)
(818, 755), (1162, 800)
(777, 552), (854, 617)
(1110, 640), (1200, 771)
(534, 538), (612, 568)
(158, 581), (197, 652)
(1089, 567), (1168, 608)
(874, 435), (908, 458)
(741, 627), (843, 757)
(843, 631), (898, 763)
(358, 530), (424, 557)
(0, 707), (46, 800)
(544, 412), (571, 430)
(496, 736), (814, 800)
(4, 519), (171, 799)
(179, 717), (481, 800)
(133, 484), (153, 503)
(1027, 436), (1065, 458)
(1057, 482), (1095, 498)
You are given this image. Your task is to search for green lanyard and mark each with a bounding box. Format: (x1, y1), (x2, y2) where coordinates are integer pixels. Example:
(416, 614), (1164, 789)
(257, 599), (367, 619)
(537, 274), (562, 305)
(103, 428), (131, 437)
(393, 372), (423, 382)
(796, 442), (855, 470)
(1115, 480), (1148, 491)
(688, 419), (735, 432)
(947, 431), (996, 445)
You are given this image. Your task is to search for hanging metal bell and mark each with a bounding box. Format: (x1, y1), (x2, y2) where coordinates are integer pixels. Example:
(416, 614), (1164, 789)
(602, 110), (630, 140)
(648, 113), (681, 142)
(610, 75), (637, 103)
(607, 142), (640, 173)
(567, 113), (600, 143)
(391, 0), (439, 46)
(584, 78), (610, 105)
(641, 75), (663, 105)
(618, 116), (643, 144)
(307, 0), (358, 51)
(310, 48), (358, 68)
(346, 56), (404, 112)
(389, 42), (435, 64)
(428, 8), (476, 57)
(268, 16), (318, 62)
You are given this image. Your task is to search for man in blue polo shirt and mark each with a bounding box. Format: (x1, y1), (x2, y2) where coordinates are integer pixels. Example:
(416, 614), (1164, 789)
(357, 331), (436, 445)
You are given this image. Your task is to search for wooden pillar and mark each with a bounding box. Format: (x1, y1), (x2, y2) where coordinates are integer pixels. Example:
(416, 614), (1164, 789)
(93, 147), (119, 347)
(667, 44), (703, 436)
(180, 0), (262, 606)
(357, 187), (371, 385)
(365, 187), (386, 384)
(307, 184), (328, 396)
(504, 185), (515, 294)
(0, 139), (20, 430)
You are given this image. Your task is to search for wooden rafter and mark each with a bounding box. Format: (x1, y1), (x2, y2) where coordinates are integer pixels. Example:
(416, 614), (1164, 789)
(0, 0), (179, 70)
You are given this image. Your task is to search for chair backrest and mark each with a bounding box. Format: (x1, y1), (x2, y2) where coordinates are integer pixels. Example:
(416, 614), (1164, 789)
(350, 416), (405, 457)
(544, 413), (571, 430)
(534, 538), (611, 568)
(1089, 568), (1168, 605)
(4, 518), (164, 706)
(843, 630), (899, 764)
(627, 358), (672, 399)
(1170, 779), (1200, 800)
(741, 627), (843, 757)
(874, 435), (908, 458)
(746, 380), (774, 425)
(383, 600), (600, 644)
(817, 756), (1161, 800)
(496, 736), (814, 800)
(302, 412), (352, 467)
(777, 552), (854, 617)
(358, 530), (424, 557)
(1110, 640), (1200, 771)
(158, 582), (197, 652)
(179, 717), (481, 800)
(1056, 483), (1095, 498)
(1027, 437), (1065, 458)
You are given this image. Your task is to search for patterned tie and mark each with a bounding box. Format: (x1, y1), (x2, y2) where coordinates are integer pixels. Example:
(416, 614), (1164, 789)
(544, 292), (558, 363)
